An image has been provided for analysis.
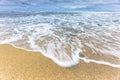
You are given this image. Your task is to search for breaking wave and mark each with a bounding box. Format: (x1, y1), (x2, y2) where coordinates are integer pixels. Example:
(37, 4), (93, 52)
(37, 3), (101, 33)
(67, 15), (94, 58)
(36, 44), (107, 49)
(0, 12), (120, 68)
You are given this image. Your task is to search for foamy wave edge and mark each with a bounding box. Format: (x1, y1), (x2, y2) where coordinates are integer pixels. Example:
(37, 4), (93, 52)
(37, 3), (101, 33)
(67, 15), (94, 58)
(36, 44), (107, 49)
(1, 43), (120, 68)
(0, 13), (120, 68)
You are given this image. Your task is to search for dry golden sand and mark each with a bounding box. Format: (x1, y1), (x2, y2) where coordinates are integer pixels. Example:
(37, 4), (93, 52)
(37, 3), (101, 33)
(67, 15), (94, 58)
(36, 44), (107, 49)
(0, 44), (120, 80)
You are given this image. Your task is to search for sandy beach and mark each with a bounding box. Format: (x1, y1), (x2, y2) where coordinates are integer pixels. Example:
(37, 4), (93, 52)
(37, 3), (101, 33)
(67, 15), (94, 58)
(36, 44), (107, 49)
(0, 44), (120, 80)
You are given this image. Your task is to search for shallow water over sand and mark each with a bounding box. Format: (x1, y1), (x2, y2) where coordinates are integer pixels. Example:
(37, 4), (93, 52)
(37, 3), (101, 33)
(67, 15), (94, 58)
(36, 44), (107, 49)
(0, 13), (120, 67)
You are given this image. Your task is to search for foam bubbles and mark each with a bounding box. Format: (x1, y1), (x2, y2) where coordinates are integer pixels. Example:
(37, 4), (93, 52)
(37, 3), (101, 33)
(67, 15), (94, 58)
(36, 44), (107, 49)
(0, 12), (120, 68)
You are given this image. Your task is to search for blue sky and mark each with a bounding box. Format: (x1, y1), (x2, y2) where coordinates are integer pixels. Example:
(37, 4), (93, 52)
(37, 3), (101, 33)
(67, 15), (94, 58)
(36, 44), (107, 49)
(0, 0), (120, 12)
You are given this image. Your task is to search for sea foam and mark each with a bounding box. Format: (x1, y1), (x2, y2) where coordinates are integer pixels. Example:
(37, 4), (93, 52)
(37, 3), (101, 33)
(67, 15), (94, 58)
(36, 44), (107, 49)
(0, 12), (120, 68)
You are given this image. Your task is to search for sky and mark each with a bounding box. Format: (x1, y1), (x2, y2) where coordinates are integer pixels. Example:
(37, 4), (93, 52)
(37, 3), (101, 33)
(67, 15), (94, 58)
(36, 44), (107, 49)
(0, 0), (120, 12)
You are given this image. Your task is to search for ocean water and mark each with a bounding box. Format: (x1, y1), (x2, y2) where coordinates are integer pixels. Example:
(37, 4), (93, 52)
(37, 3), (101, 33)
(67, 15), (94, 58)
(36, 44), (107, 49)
(0, 12), (120, 68)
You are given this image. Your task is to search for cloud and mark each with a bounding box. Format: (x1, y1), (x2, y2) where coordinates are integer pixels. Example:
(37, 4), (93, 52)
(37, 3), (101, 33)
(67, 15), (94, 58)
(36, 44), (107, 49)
(0, 0), (120, 12)
(63, 4), (90, 10)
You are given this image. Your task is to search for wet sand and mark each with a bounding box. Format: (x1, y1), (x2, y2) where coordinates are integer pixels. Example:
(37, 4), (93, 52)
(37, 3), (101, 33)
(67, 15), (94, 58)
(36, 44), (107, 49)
(0, 44), (120, 80)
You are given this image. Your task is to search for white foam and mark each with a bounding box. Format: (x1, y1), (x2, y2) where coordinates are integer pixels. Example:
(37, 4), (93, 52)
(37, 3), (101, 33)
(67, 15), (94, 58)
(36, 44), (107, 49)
(0, 13), (120, 68)
(79, 57), (120, 68)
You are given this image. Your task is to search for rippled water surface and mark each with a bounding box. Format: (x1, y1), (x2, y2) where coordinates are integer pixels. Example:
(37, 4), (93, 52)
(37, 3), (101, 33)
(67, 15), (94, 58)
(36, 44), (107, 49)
(0, 13), (120, 67)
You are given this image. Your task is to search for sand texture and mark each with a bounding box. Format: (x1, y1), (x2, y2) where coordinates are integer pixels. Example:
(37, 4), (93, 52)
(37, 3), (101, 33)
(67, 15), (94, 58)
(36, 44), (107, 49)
(0, 44), (120, 80)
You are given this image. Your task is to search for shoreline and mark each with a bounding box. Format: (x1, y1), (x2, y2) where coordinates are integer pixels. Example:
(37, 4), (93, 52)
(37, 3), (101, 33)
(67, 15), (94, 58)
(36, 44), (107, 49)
(0, 44), (120, 80)
(3, 43), (120, 68)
